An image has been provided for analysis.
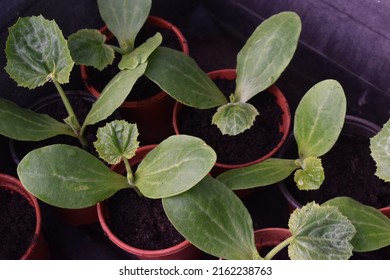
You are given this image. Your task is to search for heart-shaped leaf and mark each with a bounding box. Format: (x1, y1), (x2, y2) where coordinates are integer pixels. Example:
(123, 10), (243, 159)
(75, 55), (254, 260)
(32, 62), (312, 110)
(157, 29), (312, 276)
(294, 157), (324, 190)
(370, 119), (390, 182)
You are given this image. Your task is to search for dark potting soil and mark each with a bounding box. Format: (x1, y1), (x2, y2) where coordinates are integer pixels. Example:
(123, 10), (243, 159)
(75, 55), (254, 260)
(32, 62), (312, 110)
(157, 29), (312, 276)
(0, 188), (36, 259)
(106, 188), (184, 251)
(178, 79), (284, 165)
(285, 134), (390, 208)
(86, 23), (184, 102)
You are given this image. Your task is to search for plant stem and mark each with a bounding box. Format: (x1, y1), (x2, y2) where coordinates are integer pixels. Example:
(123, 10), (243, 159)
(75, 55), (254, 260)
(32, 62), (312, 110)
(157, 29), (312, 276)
(123, 157), (142, 197)
(107, 44), (128, 55)
(263, 236), (293, 260)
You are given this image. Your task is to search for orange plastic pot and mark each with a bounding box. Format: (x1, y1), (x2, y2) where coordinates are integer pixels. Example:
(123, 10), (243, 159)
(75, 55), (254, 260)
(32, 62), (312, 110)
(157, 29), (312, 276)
(0, 173), (49, 259)
(97, 145), (203, 260)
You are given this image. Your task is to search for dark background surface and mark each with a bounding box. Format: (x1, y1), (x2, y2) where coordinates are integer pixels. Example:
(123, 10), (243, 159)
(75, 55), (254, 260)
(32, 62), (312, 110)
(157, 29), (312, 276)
(0, 0), (389, 259)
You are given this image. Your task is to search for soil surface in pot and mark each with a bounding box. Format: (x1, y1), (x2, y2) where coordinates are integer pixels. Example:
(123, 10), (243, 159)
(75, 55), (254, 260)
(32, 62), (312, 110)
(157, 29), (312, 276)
(178, 79), (283, 165)
(0, 188), (36, 259)
(106, 188), (184, 251)
(87, 23), (183, 102)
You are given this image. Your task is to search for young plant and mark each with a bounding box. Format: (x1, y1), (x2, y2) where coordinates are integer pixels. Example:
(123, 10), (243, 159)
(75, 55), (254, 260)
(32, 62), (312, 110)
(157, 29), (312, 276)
(370, 118), (390, 182)
(144, 11), (301, 136)
(1, 15), (158, 148)
(16, 120), (216, 208)
(216, 79), (346, 191)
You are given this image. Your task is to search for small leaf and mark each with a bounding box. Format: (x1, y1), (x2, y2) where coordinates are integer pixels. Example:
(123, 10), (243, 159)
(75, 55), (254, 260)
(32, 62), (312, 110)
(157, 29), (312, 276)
(370, 119), (390, 182)
(145, 47), (228, 109)
(94, 120), (139, 165)
(163, 176), (260, 260)
(217, 158), (297, 190)
(294, 79), (346, 158)
(119, 32), (162, 70)
(17, 144), (129, 208)
(135, 135), (216, 198)
(235, 12), (301, 103)
(97, 0), (151, 51)
(212, 102), (259, 135)
(0, 97), (74, 141)
(5, 15), (74, 89)
(324, 197), (390, 252)
(68, 29), (115, 70)
(288, 202), (356, 260)
(294, 157), (324, 190)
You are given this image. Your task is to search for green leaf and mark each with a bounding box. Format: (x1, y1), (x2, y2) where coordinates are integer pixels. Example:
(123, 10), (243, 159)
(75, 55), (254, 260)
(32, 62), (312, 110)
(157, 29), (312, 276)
(82, 62), (147, 130)
(5, 15), (74, 89)
(235, 12), (301, 103)
(119, 32), (162, 70)
(94, 121), (139, 165)
(217, 158), (297, 190)
(211, 102), (259, 135)
(294, 157), (324, 190)
(288, 202), (356, 260)
(97, 0), (151, 51)
(17, 144), (129, 209)
(0, 97), (74, 141)
(145, 47), (228, 109)
(68, 29), (115, 70)
(135, 135), (217, 198)
(370, 119), (390, 182)
(324, 197), (390, 252)
(294, 79), (346, 158)
(163, 176), (260, 260)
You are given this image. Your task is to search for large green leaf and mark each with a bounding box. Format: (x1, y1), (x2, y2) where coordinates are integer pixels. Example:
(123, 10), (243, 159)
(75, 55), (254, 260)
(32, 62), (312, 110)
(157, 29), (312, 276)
(235, 12), (301, 103)
(288, 202), (356, 260)
(211, 102), (259, 135)
(5, 15), (74, 89)
(294, 79), (346, 158)
(145, 47), (228, 109)
(0, 97), (74, 141)
(97, 0), (151, 51)
(94, 120), (139, 165)
(17, 144), (129, 209)
(135, 135), (217, 198)
(217, 158), (297, 190)
(82, 62), (147, 131)
(324, 197), (390, 252)
(294, 157), (324, 190)
(68, 29), (115, 70)
(163, 176), (260, 260)
(370, 119), (390, 182)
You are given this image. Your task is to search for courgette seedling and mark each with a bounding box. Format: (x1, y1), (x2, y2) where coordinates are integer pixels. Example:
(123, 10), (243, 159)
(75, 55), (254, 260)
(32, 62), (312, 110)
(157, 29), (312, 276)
(17, 120), (216, 208)
(1, 15), (160, 148)
(144, 11), (301, 136)
(370, 118), (390, 182)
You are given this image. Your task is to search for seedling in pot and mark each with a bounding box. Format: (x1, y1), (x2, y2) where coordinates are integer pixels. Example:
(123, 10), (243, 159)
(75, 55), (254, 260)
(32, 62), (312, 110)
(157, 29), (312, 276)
(1, 15), (159, 149)
(216, 79), (347, 191)
(17, 120), (216, 209)
(145, 11), (301, 136)
(370, 118), (390, 182)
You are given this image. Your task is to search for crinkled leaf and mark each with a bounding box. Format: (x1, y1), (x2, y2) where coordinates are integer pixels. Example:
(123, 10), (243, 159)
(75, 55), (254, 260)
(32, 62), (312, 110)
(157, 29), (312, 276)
(94, 120), (139, 165)
(5, 15), (74, 89)
(212, 102), (259, 135)
(68, 29), (115, 70)
(370, 119), (390, 182)
(324, 197), (390, 252)
(135, 135), (216, 198)
(294, 79), (346, 158)
(17, 144), (129, 209)
(145, 47), (228, 109)
(235, 12), (301, 103)
(294, 157), (324, 190)
(288, 202), (356, 260)
(163, 176), (260, 260)
(97, 0), (151, 51)
(0, 97), (74, 141)
(217, 158), (297, 190)
(119, 32), (162, 70)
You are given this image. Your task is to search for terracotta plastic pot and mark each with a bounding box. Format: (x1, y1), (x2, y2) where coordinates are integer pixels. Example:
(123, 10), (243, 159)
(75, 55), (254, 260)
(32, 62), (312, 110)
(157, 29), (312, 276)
(97, 145), (203, 260)
(0, 173), (49, 259)
(173, 69), (291, 176)
(254, 228), (291, 256)
(81, 16), (189, 145)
